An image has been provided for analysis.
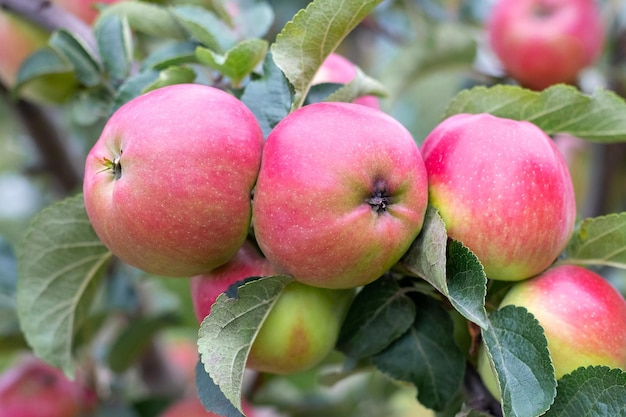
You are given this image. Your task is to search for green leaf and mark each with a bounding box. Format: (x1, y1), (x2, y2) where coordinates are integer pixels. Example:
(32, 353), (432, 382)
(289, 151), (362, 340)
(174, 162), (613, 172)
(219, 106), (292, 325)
(271, 0), (383, 110)
(198, 275), (293, 413)
(0, 238), (19, 338)
(230, 0), (274, 40)
(109, 70), (160, 114)
(336, 276), (415, 359)
(446, 240), (488, 329)
(172, 5), (237, 53)
(372, 293), (465, 412)
(141, 66), (196, 94)
(95, 14), (133, 80)
(16, 194), (112, 375)
(70, 87), (114, 126)
(324, 67), (387, 103)
(196, 39), (268, 87)
(196, 361), (245, 417)
(400, 207), (488, 328)
(107, 313), (178, 373)
(563, 212), (626, 270)
(481, 305), (556, 417)
(544, 366), (626, 416)
(141, 41), (199, 71)
(240, 52), (292, 137)
(99, 1), (188, 39)
(443, 84), (626, 143)
(14, 48), (73, 89)
(49, 29), (102, 87)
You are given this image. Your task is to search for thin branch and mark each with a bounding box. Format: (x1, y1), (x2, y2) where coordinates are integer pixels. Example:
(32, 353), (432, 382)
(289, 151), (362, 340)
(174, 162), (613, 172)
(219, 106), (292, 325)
(0, 0), (96, 55)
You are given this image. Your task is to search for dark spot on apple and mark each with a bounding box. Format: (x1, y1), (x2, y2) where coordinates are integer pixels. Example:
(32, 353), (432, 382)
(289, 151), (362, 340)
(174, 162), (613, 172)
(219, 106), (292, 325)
(112, 154), (122, 180)
(532, 2), (555, 19)
(368, 179), (392, 214)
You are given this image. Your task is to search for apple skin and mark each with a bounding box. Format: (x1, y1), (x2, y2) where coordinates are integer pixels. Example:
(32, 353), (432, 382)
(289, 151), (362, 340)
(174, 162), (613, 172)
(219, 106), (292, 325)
(421, 113), (576, 281)
(312, 53), (380, 108)
(478, 265), (626, 397)
(191, 242), (353, 375)
(487, 0), (605, 91)
(0, 356), (90, 417)
(83, 84), (264, 277)
(252, 102), (429, 289)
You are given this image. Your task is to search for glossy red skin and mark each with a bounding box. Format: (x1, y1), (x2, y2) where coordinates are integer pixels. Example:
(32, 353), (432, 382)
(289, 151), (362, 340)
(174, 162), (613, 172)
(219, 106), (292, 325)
(501, 265), (626, 378)
(252, 102), (428, 289)
(0, 357), (87, 417)
(53, 0), (123, 24)
(83, 84), (264, 277)
(312, 53), (380, 109)
(488, 0), (605, 90)
(159, 395), (255, 417)
(422, 113), (576, 281)
(190, 241), (280, 322)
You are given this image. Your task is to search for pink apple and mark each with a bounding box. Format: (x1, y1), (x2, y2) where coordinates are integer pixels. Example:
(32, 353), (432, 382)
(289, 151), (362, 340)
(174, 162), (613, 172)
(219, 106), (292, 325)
(0, 356), (90, 417)
(190, 240), (280, 321)
(311, 53), (380, 108)
(421, 113), (576, 281)
(52, 0), (124, 24)
(191, 242), (353, 375)
(478, 265), (626, 396)
(252, 102), (429, 289)
(83, 84), (264, 277)
(487, 0), (605, 90)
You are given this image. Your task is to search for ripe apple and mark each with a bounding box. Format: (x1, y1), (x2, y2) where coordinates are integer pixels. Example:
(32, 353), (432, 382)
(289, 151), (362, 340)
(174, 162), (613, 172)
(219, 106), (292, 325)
(159, 395), (256, 417)
(83, 84), (264, 277)
(487, 0), (605, 91)
(478, 265), (626, 397)
(190, 240), (280, 321)
(0, 356), (90, 417)
(191, 242), (354, 375)
(53, 0), (124, 24)
(252, 101), (429, 289)
(421, 113), (576, 281)
(311, 53), (380, 108)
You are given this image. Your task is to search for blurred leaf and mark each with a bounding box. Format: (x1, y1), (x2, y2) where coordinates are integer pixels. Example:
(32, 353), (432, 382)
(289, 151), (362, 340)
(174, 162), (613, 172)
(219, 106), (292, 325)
(444, 84), (626, 143)
(563, 212), (626, 269)
(446, 240), (488, 329)
(172, 5), (237, 53)
(141, 66), (196, 94)
(95, 14), (133, 81)
(108, 313), (178, 373)
(324, 67), (388, 103)
(141, 41), (199, 70)
(196, 39), (268, 87)
(372, 293), (465, 411)
(14, 48), (73, 92)
(16, 194), (112, 375)
(49, 29), (102, 87)
(456, 409), (495, 417)
(271, 0), (383, 110)
(110, 70), (161, 114)
(401, 207), (487, 328)
(544, 366), (626, 416)
(198, 275), (292, 414)
(230, 0), (274, 40)
(481, 306), (556, 417)
(240, 52), (292, 137)
(70, 86), (114, 126)
(99, 1), (187, 39)
(337, 276), (415, 358)
(0, 238), (19, 337)
(196, 361), (245, 417)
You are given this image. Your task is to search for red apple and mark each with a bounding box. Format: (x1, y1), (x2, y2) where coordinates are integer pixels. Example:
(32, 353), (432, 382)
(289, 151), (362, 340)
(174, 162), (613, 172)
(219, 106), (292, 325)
(311, 53), (380, 108)
(0, 356), (90, 417)
(159, 395), (256, 417)
(252, 102), (428, 289)
(191, 241), (280, 321)
(421, 113), (576, 281)
(487, 0), (605, 90)
(478, 265), (626, 396)
(83, 84), (264, 277)
(191, 242), (353, 375)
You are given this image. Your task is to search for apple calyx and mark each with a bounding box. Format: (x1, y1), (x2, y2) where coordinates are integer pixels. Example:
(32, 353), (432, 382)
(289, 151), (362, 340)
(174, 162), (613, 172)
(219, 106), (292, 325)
(101, 154), (122, 180)
(532, 2), (554, 18)
(368, 180), (391, 215)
